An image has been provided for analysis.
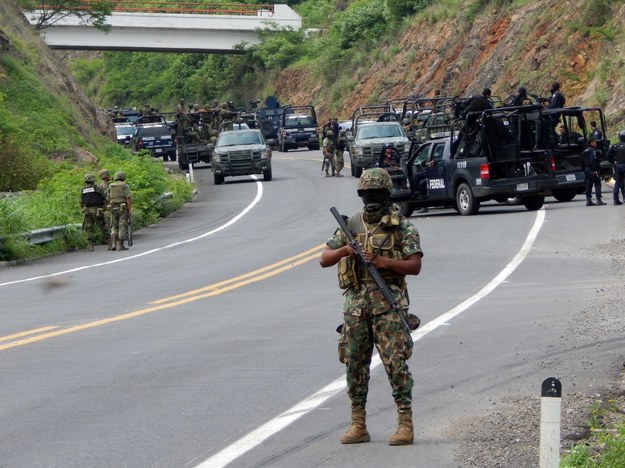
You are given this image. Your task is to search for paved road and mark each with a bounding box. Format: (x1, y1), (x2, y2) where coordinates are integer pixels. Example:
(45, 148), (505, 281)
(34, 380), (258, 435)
(1, 149), (623, 467)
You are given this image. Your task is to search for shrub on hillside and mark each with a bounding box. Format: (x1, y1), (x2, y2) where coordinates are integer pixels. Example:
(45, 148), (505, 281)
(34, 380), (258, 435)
(0, 131), (51, 192)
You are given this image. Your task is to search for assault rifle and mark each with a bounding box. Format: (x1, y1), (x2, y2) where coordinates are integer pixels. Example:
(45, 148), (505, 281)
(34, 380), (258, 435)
(330, 206), (413, 331)
(127, 219), (133, 247)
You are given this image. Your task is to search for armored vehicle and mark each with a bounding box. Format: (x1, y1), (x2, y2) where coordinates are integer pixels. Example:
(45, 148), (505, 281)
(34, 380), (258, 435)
(393, 105), (557, 216)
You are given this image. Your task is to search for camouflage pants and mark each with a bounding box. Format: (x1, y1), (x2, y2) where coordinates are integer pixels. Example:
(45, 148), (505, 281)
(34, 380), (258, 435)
(82, 206), (108, 242)
(341, 309), (413, 409)
(323, 151), (336, 173)
(334, 150), (344, 173)
(110, 204), (128, 242)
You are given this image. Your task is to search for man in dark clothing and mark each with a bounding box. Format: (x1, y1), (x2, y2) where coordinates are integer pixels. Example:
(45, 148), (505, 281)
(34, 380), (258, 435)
(463, 88), (493, 115)
(590, 120), (603, 141)
(548, 82), (566, 108)
(512, 87), (530, 106)
(607, 131), (625, 205)
(581, 138), (606, 206)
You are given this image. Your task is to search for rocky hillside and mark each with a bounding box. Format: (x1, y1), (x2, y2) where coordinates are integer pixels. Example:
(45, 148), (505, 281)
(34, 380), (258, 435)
(276, 0), (625, 131)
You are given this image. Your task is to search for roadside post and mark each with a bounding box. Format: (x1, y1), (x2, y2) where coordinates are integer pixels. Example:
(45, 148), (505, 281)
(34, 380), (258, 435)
(187, 162), (195, 184)
(539, 377), (562, 468)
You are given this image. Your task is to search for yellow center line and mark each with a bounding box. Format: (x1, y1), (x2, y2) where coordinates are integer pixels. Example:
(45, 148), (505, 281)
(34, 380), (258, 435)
(0, 245), (326, 352)
(150, 243), (326, 305)
(0, 326), (59, 342)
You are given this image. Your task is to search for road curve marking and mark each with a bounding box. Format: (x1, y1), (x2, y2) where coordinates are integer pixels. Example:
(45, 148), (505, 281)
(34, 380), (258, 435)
(0, 244), (326, 352)
(196, 209), (547, 468)
(0, 176), (265, 288)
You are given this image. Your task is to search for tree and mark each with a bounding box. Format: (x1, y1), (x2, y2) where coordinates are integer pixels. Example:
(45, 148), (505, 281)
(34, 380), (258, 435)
(19, 0), (112, 31)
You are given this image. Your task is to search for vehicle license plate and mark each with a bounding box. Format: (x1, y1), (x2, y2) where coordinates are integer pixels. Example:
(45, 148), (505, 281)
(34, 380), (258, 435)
(155, 148), (162, 153)
(566, 174), (577, 182)
(516, 183), (529, 191)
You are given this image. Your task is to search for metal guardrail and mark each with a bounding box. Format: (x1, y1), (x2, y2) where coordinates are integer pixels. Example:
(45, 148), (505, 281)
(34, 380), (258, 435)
(26, 224), (82, 245)
(50, 1), (276, 16)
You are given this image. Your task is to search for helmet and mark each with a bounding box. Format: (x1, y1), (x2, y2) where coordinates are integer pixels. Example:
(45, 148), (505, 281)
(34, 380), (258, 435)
(114, 171), (126, 181)
(84, 173), (95, 183)
(357, 168), (393, 194)
(97, 169), (109, 179)
(326, 130), (334, 136)
(402, 118), (410, 124)
(339, 129), (347, 135)
(618, 130), (625, 142)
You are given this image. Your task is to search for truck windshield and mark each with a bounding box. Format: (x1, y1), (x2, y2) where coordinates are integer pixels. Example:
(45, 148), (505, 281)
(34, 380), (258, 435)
(358, 125), (403, 139)
(218, 132), (263, 146)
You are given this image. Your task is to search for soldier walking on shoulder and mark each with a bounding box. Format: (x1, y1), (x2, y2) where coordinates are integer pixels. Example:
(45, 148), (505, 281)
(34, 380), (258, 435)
(80, 173), (107, 251)
(109, 171), (132, 251)
(320, 168), (423, 446)
(334, 129), (347, 177)
(322, 130), (336, 177)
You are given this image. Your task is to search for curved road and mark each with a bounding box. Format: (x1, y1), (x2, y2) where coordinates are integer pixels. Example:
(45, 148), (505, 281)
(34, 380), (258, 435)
(1, 149), (623, 467)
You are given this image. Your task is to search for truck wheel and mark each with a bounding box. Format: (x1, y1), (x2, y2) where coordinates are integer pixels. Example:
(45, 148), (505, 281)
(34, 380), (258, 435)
(456, 183), (480, 215)
(170, 152), (177, 162)
(552, 188), (576, 202)
(281, 142), (288, 152)
(523, 195), (544, 211)
(214, 173), (225, 185)
(354, 165), (363, 178)
(263, 167), (273, 181)
(178, 160), (189, 171)
(397, 202), (414, 217)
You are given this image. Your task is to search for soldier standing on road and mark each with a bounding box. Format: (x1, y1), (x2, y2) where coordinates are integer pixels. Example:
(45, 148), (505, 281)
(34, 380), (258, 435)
(319, 168), (423, 446)
(322, 130), (336, 177)
(109, 171), (132, 251)
(97, 169), (112, 250)
(608, 130), (625, 205)
(334, 129), (347, 177)
(80, 173), (106, 252)
(581, 138), (606, 206)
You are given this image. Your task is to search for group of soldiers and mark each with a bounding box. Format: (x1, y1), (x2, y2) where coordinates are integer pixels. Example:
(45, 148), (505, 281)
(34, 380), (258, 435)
(322, 128), (348, 177)
(80, 169), (132, 252)
(175, 99), (241, 144)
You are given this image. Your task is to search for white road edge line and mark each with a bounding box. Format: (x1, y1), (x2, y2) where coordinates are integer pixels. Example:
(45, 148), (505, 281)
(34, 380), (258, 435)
(0, 177), (263, 288)
(197, 208), (546, 468)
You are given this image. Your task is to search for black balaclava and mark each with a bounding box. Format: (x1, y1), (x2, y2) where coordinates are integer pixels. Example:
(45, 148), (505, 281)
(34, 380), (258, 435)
(360, 190), (390, 223)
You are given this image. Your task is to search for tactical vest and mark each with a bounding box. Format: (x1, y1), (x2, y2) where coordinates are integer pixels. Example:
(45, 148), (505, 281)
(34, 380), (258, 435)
(81, 185), (104, 207)
(109, 181), (127, 204)
(613, 143), (625, 164)
(337, 212), (405, 289)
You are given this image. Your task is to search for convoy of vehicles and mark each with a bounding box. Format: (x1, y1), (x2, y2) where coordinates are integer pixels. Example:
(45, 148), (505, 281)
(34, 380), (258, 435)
(110, 95), (616, 207)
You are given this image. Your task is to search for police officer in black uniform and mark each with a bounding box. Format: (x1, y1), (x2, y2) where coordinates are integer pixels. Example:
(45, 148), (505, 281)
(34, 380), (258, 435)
(581, 137), (606, 206)
(608, 130), (625, 205)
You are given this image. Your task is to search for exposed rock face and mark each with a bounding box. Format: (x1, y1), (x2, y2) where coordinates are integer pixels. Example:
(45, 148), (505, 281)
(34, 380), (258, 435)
(275, 0), (625, 127)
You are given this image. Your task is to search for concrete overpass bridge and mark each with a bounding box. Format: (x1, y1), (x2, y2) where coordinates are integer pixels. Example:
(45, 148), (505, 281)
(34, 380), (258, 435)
(26, 3), (301, 53)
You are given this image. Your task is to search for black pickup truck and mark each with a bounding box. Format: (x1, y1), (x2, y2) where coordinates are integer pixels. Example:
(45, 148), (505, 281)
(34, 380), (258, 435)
(392, 106), (557, 216)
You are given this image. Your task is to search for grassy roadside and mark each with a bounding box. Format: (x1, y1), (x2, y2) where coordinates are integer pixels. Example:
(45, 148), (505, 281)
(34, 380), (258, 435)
(0, 144), (193, 261)
(561, 393), (625, 466)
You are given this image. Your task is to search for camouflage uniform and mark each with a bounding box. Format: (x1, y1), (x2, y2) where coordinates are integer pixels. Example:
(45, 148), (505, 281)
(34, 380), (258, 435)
(323, 168), (423, 445)
(109, 171), (132, 251)
(97, 169), (112, 250)
(80, 174), (107, 251)
(322, 131), (336, 176)
(334, 129), (347, 177)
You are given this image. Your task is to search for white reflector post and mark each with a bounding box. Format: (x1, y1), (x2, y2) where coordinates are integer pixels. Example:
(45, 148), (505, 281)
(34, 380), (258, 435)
(539, 377), (562, 468)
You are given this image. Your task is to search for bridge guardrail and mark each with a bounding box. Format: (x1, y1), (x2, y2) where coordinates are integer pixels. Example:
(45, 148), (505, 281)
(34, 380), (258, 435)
(67, 1), (275, 16)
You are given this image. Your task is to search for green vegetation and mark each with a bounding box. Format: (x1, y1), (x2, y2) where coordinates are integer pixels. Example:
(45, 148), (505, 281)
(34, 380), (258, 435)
(561, 399), (625, 467)
(0, 23), (193, 262)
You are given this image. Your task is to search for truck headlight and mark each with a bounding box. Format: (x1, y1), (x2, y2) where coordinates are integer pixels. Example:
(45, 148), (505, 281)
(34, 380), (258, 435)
(352, 146), (363, 156)
(261, 149), (271, 159)
(213, 153), (222, 163)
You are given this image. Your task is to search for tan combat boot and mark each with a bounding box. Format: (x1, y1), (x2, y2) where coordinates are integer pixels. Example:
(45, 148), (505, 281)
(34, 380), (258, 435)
(340, 407), (370, 444)
(388, 406), (413, 446)
(116, 240), (128, 251)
